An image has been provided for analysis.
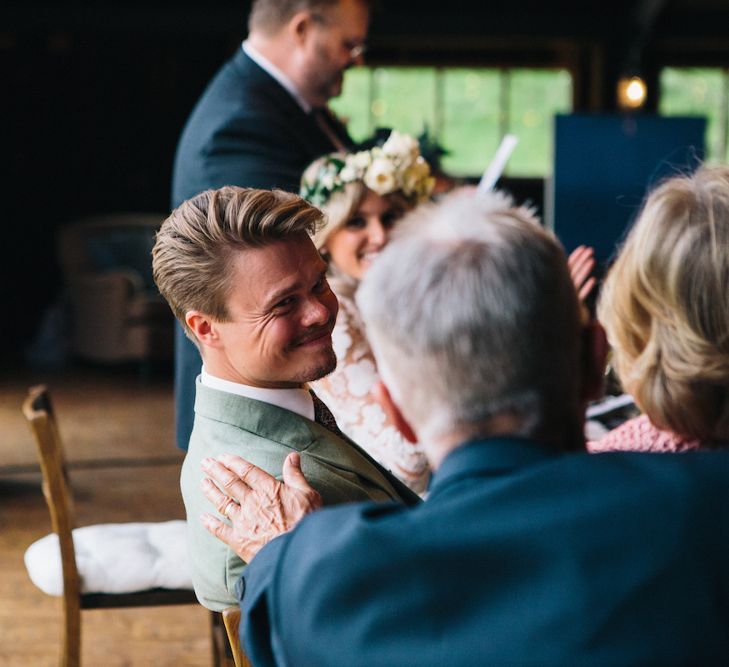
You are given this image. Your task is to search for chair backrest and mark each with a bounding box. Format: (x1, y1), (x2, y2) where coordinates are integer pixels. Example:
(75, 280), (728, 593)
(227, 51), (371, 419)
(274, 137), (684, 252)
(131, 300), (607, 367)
(222, 606), (252, 667)
(57, 214), (164, 278)
(23, 384), (82, 665)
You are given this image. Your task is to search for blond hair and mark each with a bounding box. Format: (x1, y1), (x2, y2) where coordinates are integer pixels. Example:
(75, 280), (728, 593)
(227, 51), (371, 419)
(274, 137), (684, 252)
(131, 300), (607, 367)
(152, 186), (322, 339)
(598, 165), (729, 443)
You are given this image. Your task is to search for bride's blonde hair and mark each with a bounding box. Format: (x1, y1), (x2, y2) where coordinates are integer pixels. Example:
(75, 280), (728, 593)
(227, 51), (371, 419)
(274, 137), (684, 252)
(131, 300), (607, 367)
(598, 165), (729, 443)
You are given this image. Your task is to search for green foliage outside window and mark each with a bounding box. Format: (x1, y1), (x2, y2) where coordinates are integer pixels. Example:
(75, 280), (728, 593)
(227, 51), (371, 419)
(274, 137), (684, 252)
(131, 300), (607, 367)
(440, 69), (502, 176)
(331, 68), (372, 142)
(331, 66), (573, 177)
(508, 70), (572, 175)
(372, 67), (438, 137)
(659, 68), (729, 164)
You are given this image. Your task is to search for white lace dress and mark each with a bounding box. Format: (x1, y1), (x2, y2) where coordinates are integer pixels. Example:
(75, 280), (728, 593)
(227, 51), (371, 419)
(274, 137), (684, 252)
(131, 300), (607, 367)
(312, 275), (430, 495)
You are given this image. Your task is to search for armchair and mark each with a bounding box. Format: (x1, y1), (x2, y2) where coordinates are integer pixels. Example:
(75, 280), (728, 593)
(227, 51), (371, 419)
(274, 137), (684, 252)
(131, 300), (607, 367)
(58, 214), (173, 363)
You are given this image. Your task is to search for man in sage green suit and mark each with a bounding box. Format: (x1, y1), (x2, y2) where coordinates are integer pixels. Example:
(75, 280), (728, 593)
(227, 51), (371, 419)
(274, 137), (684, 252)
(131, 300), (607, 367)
(153, 186), (418, 611)
(182, 382), (416, 610)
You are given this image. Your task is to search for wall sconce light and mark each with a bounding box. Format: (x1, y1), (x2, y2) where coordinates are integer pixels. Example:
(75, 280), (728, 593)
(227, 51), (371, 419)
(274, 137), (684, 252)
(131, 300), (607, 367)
(617, 76), (648, 110)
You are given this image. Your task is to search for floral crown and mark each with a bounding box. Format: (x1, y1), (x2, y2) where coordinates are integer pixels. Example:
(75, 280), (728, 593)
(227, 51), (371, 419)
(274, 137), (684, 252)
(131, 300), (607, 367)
(300, 131), (435, 207)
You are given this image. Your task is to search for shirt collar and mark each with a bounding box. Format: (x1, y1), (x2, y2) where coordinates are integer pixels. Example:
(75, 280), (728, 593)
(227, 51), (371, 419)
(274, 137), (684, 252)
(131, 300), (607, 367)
(242, 40), (312, 113)
(428, 436), (566, 498)
(200, 367), (315, 421)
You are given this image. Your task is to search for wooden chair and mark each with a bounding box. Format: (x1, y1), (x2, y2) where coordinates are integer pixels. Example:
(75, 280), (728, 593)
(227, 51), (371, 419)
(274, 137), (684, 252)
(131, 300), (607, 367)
(22, 385), (200, 667)
(222, 606), (253, 667)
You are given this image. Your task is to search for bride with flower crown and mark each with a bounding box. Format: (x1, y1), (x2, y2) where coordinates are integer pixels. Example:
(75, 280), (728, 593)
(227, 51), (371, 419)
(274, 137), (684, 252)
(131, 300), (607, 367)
(301, 131), (435, 494)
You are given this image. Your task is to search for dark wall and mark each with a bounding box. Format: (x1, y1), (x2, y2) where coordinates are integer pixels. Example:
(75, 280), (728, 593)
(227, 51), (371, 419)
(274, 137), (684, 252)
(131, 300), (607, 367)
(2, 20), (241, 362)
(3, 1), (729, 364)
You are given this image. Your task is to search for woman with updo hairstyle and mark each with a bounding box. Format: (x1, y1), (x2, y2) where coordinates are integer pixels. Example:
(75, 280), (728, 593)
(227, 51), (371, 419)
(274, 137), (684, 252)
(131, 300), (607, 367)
(590, 165), (729, 453)
(301, 131), (435, 493)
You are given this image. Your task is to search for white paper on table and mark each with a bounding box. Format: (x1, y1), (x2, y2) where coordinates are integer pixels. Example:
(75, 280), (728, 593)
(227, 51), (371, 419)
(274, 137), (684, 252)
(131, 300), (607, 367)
(586, 393), (635, 419)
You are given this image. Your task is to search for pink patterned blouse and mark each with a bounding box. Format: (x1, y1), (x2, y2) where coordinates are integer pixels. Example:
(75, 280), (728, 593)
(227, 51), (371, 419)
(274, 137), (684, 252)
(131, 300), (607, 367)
(588, 414), (701, 454)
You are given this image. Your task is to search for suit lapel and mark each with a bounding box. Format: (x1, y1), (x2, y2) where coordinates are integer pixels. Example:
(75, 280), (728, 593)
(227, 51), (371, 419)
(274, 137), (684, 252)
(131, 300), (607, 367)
(305, 420), (418, 503)
(233, 49), (353, 157)
(195, 383), (417, 503)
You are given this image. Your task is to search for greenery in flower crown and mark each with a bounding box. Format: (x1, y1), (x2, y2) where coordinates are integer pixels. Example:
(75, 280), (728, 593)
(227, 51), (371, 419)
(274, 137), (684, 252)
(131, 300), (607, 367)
(300, 131), (436, 207)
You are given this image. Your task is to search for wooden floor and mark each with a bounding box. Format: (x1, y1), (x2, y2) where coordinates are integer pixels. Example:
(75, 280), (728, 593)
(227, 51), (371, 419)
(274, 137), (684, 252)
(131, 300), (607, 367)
(0, 364), (214, 666)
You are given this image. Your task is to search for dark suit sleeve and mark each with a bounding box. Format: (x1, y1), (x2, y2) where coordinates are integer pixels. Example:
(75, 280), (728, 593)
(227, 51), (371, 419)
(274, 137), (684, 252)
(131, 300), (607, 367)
(174, 327), (201, 451)
(202, 114), (308, 193)
(238, 534), (290, 667)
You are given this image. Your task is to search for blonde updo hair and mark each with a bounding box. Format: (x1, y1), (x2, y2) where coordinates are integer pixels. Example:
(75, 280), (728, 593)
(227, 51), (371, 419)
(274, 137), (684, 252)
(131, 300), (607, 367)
(301, 154), (413, 252)
(598, 165), (729, 443)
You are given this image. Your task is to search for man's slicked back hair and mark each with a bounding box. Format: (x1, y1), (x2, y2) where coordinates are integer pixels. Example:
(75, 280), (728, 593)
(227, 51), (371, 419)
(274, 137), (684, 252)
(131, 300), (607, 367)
(153, 186), (322, 339)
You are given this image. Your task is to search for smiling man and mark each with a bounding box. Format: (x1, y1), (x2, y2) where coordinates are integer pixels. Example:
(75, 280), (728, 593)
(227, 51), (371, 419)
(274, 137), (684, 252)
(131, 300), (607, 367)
(152, 186), (418, 610)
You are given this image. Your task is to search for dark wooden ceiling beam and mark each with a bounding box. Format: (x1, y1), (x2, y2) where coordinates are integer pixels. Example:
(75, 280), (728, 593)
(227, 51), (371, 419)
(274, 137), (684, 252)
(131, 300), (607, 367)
(2, 1), (729, 63)
(622, 0), (668, 72)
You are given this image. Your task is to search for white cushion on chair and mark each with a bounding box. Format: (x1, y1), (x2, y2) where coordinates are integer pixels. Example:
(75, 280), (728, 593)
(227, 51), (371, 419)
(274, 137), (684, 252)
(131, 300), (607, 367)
(24, 520), (193, 596)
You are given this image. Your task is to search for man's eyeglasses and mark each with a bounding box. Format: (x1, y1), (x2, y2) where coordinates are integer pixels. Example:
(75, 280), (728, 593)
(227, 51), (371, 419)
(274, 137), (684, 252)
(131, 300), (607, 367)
(310, 12), (367, 60)
(347, 42), (367, 60)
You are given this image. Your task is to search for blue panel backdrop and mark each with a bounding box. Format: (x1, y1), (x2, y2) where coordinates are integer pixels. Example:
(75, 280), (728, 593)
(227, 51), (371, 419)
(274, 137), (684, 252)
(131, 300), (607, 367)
(551, 114), (706, 264)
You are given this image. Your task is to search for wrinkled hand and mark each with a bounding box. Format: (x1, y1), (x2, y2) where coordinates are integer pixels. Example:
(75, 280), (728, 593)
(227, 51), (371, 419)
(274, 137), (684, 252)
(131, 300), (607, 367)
(568, 245), (596, 303)
(200, 452), (322, 563)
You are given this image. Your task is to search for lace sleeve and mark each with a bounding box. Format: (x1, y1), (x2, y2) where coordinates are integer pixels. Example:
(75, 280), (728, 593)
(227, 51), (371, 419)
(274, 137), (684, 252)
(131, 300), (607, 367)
(312, 297), (430, 495)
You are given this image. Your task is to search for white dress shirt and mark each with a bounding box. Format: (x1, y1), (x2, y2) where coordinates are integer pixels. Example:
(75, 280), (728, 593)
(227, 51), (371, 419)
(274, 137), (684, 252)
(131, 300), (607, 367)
(200, 366), (315, 421)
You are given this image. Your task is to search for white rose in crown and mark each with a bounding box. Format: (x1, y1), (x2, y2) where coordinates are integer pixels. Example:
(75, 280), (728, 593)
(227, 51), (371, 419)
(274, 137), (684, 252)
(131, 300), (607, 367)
(381, 131), (420, 161)
(320, 171), (336, 190)
(352, 150), (372, 170)
(364, 157), (397, 195)
(301, 130), (434, 206)
(339, 164), (357, 182)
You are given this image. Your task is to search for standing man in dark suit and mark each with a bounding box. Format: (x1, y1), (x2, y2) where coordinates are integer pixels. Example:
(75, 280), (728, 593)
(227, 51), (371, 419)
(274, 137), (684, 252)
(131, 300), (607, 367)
(202, 191), (729, 665)
(171, 0), (369, 449)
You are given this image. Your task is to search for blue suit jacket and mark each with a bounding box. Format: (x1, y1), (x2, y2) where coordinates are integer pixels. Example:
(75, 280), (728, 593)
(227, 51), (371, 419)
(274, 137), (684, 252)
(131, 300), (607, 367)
(170, 47), (352, 450)
(239, 438), (729, 666)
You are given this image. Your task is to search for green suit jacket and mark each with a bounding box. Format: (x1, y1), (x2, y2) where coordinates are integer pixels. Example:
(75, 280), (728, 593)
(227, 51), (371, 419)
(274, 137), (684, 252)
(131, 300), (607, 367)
(181, 381), (420, 610)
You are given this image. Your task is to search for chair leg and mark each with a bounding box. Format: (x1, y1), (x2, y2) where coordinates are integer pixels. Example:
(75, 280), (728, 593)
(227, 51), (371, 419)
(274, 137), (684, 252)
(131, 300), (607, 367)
(210, 611), (231, 667)
(222, 606), (251, 667)
(62, 595), (82, 667)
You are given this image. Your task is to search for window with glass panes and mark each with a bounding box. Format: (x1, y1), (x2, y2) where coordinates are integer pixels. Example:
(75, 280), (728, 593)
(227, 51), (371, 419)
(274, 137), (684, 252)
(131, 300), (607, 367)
(331, 67), (573, 177)
(659, 68), (729, 164)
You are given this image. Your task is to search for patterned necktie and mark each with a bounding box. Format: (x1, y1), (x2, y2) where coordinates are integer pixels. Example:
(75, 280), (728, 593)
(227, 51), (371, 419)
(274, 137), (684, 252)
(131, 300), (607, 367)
(309, 390), (345, 438)
(310, 107), (348, 152)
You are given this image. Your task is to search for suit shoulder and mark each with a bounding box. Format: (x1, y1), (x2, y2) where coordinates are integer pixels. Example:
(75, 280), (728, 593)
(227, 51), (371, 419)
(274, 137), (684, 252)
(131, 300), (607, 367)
(188, 416), (307, 473)
(189, 52), (297, 123)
